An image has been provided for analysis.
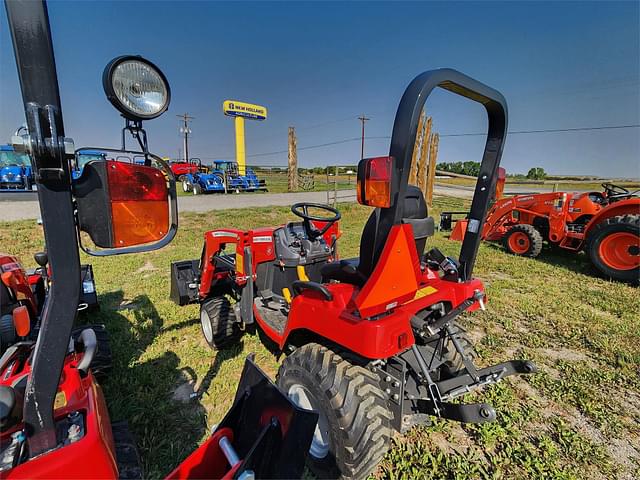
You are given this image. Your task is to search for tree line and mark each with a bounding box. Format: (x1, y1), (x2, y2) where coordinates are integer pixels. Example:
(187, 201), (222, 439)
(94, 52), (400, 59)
(437, 161), (547, 180)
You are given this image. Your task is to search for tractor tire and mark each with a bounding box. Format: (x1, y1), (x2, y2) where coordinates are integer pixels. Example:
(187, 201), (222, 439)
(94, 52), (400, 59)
(503, 224), (543, 258)
(200, 296), (241, 350)
(586, 214), (640, 284)
(193, 184), (202, 195)
(177, 175), (186, 183)
(0, 314), (16, 353)
(440, 323), (478, 378)
(111, 421), (143, 480)
(277, 343), (392, 480)
(182, 180), (192, 193)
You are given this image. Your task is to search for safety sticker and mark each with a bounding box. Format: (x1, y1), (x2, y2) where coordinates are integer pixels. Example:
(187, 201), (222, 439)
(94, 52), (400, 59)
(253, 236), (272, 243)
(414, 286), (438, 299)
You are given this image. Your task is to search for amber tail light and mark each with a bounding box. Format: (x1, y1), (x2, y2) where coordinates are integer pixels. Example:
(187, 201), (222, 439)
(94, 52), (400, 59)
(74, 157), (176, 254)
(357, 156), (394, 208)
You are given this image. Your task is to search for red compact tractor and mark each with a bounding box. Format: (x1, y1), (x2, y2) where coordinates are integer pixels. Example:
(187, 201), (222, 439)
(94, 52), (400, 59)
(443, 175), (640, 283)
(2, 2), (316, 479)
(1, 252), (98, 354)
(172, 69), (537, 478)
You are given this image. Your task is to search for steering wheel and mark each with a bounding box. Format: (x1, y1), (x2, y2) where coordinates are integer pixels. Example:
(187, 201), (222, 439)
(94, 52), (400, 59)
(291, 202), (341, 239)
(602, 183), (630, 199)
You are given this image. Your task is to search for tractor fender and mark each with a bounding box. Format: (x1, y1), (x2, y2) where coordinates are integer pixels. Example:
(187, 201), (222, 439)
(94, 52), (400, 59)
(584, 198), (640, 237)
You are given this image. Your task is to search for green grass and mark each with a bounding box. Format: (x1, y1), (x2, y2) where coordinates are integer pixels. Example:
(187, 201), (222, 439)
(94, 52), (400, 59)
(1, 197), (638, 479)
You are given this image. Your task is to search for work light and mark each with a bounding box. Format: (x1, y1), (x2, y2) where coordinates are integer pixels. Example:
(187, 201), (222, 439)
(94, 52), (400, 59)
(102, 55), (171, 121)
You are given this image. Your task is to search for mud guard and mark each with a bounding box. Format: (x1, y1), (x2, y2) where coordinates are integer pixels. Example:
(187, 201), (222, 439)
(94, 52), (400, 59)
(166, 356), (318, 480)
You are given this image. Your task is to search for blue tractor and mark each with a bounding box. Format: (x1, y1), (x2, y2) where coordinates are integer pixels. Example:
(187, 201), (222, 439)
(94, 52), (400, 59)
(181, 159), (225, 195)
(0, 145), (34, 190)
(211, 160), (267, 193)
(72, 150), (107, 180)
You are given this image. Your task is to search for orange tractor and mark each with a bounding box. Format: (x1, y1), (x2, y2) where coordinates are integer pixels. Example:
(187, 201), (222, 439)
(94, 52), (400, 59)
(442, 176), (639, 284)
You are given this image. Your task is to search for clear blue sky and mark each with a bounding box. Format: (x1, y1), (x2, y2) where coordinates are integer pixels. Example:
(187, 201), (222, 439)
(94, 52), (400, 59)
(1, 1), (638, 177)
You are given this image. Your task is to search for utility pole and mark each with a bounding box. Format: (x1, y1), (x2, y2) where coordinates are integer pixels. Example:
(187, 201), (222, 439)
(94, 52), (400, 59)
(288, 126), (298, 192)
(177, 113), (194, 161)
(358, 114), (370, 160)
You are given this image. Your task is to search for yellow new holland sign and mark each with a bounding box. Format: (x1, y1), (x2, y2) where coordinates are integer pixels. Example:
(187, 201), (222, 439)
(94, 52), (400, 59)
(223, 100), (267, 120)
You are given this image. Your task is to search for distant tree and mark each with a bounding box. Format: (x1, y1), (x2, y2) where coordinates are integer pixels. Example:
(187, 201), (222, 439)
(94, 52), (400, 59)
(526, 167), (547, 180)
(436, 161), (480, 176)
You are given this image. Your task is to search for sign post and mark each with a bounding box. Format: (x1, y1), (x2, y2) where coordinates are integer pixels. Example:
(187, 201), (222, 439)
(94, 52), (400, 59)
(223, 100), (267, 175)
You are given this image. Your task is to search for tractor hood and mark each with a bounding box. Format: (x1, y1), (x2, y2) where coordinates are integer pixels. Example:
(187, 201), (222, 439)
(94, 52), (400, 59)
(0, 165), (27, 182)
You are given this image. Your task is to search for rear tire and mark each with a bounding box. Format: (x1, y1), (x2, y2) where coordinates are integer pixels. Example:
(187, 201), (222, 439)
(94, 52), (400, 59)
(182, 180), (192, 193)
(503, 224), (543, 257)
(111, 421), (143, 480)
(439, 323), (478, 378)
(277, 344), (392, 480)
(586, 214), (639, 284)
(0, 314), (16, 353)
(200, 296), (241, 350)
(193, 183), (202, 195)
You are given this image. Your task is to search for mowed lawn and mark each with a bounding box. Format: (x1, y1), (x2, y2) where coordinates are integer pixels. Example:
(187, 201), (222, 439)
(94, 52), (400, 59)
(1, 196), (638, 479)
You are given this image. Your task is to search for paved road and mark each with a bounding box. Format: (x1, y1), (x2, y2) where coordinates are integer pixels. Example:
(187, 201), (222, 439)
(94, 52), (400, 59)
(0, 183), (566, 222)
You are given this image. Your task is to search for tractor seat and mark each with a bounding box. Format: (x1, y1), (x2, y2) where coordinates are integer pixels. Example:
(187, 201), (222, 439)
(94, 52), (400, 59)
(321, 186), (434, 287)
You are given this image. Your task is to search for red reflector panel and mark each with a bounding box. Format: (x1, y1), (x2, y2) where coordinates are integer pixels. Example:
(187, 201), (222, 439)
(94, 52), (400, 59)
(111, 200), (169, 247)
(104, 160), (170, 247)
(105, 160), (168, 201)
(357, 156), (393, 208)
(13, 305), (31, 337)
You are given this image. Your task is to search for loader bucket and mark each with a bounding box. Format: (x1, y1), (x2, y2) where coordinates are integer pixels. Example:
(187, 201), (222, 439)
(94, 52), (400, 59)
(166, 356), (318, 480)
(450, 219), (469, 242)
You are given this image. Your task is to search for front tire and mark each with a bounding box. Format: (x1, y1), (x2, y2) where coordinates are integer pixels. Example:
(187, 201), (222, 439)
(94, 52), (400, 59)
(277, 344), (392, 479)
(586, 214), (639, 284)
(182, 180), (192, 193)
(503, 224), (543, 257)
(193, 183), (202, 195)
(200, 296), (241, 350)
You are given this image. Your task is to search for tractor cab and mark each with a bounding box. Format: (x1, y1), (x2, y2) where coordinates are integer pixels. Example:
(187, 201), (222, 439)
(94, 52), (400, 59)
(0, 145), (33, 190)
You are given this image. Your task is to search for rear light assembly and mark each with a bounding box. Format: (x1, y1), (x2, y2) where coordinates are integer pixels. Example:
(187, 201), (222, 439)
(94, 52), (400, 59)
(105, 161), (169, 247)
(74, 158), (176, 253)
(357, 156), (394, 208)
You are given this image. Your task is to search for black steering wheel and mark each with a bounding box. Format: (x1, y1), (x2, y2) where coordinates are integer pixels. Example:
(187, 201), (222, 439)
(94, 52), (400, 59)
(291, 202), (341, 239)
(602, 183), (630, 199)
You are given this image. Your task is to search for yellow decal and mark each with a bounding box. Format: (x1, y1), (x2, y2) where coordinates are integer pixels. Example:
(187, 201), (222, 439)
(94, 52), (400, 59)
(223, 100), (267, 120)
(282, 288), (292, 304)
(54, 390), (67, 410)
(296, 265), (309, 282)
(414, 286), (438, 299)
(236, 251), (244, 274)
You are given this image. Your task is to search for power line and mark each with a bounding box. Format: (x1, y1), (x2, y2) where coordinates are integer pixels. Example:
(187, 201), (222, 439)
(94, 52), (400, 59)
(358, 114), (370, 160)
(440, 124), (640, 137)
(195, 123), (639, 161)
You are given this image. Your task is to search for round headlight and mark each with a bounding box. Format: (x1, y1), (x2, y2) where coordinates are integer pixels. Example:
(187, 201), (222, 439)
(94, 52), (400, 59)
(102, 55), (171, 121)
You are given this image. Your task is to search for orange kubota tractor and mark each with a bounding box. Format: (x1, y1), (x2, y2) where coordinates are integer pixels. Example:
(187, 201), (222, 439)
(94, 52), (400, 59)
(442, 174), (640, 284)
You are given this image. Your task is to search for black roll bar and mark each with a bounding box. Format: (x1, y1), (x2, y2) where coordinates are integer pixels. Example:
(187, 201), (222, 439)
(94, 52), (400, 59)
(5, 0), (81, 455)
(385, 68), (508, 281)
